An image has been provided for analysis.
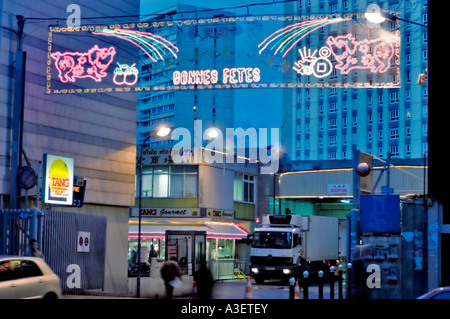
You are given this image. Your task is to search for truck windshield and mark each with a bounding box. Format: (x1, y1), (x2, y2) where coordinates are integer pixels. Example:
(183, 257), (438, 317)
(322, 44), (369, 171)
(252, 231), (292, 248)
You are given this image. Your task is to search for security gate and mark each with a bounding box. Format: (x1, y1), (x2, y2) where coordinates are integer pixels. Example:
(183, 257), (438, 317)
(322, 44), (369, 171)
(0, 208), (107, 292)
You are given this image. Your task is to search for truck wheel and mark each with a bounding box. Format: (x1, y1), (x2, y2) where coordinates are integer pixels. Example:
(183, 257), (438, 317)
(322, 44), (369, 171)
(254, 276), (265, 284)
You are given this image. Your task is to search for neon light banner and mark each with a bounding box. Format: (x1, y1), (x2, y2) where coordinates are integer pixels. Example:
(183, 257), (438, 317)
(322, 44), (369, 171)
(47, 13), (400, 94)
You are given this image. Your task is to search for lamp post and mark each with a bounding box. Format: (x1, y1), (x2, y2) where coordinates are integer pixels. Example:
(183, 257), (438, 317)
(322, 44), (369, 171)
(364, 3), (427, 29)
(136, 125), (171, 298)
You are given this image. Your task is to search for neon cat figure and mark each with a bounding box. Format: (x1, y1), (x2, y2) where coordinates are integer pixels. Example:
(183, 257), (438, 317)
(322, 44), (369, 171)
(51, 45), (116, 83)
(326, 33), (395, 74)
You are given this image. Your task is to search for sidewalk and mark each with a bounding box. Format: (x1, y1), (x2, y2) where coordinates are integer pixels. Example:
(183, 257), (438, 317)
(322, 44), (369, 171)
(62, 278), (347, 300)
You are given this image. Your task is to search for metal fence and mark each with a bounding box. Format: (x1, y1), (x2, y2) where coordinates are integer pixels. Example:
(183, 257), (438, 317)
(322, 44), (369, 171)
(1, 208), (107, 292)
(0, 208), (43, 255)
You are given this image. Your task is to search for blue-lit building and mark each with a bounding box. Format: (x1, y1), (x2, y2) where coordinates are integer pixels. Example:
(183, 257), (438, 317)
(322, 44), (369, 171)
(282, 0), (428, 166)
(136, 3), (235, 148)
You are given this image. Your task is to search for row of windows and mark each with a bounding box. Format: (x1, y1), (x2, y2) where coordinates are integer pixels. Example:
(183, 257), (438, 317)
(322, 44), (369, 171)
(141, 92), (175, 104)
(299, 111), (416, 135)
(136, 166), (255, 203)
(138, 166), (198, 198)
(139, 115), (174, 127)
(300, 124), (426, 146)
(325, 142), (427, 160)
(300, 88), (427, 105)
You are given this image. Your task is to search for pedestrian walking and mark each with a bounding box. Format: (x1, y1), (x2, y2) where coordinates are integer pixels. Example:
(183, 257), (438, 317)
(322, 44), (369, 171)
(293, 257), (309, 285)
(160, 256), (182, 299)
(24, 239), (45, 260)
(193, 260), (214, 299)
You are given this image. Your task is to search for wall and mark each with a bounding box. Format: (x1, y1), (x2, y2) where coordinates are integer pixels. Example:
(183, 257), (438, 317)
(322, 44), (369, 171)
(198, 165), (234, 211)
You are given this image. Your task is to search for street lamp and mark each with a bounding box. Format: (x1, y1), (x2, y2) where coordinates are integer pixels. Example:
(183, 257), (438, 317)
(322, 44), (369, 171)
(136, 125), (171, 298)
(364, 3), (427, 29)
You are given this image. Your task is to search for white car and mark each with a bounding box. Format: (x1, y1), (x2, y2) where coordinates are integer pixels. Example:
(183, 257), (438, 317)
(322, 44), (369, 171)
(0, 255), (62, 299)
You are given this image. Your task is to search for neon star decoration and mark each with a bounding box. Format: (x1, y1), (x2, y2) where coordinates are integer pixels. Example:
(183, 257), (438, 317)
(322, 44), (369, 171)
(92, 28), (179, 63)
(258, 17), (351, 58)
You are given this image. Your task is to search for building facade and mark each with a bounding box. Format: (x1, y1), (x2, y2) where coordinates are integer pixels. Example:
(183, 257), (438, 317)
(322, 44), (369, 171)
(128, 148), (258, 281)
(282, 0), (428, 165)
(1, 0), (139, 294)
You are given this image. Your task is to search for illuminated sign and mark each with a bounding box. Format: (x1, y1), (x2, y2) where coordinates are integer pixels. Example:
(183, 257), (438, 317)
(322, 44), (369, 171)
(130, 207), (200, 217)
(258, 16), (350, 57)
(51, 45), (116, 83)
(47, 13), (400, 94)
(113, 63), (138, 86)
(207, 209), (234, 219)
(92, 28), (179, 62)
(42, 154), (74, 205)
(72, 176), (87, 207)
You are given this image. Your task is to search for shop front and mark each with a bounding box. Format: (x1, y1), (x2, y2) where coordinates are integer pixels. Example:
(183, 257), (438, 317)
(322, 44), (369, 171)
(128, 209), (248, 280)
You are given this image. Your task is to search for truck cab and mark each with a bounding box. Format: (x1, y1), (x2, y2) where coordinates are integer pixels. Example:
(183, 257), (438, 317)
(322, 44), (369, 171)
(248, 214), (342, 284)
(248, 215), (302, 284)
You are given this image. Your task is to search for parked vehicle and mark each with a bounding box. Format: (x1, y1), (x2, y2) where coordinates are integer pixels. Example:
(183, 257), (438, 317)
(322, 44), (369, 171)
(248, 214), (345, 284)
(417, 286), (450, 299)
(0, 255), (62, 299)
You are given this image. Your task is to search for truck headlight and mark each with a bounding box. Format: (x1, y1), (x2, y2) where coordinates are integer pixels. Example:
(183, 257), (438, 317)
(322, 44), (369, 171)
(251, 267), (259, 274)
(282, 268), (291, 275)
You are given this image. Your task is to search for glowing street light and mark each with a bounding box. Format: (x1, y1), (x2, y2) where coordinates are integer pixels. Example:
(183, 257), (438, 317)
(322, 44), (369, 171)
(136, 125), (171, 298)
(364, 3), (427, 29)
(155, 126), (171, 137)
(365, 3), (387, 25)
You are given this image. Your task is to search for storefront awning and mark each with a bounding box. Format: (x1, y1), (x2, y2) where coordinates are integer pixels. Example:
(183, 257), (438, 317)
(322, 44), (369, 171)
(128, 219), (248, 240)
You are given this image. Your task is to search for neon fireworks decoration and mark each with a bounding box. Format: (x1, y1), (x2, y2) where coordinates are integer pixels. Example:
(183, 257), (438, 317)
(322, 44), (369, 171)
(258, 17), (351, 58)
(92, 28), (179, 62)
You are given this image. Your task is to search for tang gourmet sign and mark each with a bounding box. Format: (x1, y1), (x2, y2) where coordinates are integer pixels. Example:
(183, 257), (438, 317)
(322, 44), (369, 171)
(42, 154), (74, 205)
(47, 13), (400, 94)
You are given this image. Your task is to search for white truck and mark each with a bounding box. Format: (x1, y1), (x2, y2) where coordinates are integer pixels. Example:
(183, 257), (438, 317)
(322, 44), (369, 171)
(248, 214), (345, 284)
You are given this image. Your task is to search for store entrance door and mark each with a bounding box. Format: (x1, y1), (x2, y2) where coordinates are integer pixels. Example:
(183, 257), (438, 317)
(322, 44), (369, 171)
(165, 230), (206, 276)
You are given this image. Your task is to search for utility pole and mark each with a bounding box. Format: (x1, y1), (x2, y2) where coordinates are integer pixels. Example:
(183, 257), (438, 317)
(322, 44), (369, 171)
(10, 15), (26, 209)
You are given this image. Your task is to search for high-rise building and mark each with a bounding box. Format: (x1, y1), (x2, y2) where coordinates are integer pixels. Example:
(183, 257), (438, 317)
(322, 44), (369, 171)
(137, 4), (235, 148)
(281, 0), (428, 167)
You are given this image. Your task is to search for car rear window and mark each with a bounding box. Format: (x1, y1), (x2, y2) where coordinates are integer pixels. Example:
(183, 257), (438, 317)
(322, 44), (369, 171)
(0, 260), (43, 281)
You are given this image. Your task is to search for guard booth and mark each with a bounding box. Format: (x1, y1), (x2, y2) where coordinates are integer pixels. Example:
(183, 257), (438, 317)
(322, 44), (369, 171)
(165, 230), (206, 276)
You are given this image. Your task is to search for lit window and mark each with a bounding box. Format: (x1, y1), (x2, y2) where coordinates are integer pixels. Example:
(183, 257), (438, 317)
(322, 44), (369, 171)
(234, 173), (255, 203)
(136, 165), (198, 198)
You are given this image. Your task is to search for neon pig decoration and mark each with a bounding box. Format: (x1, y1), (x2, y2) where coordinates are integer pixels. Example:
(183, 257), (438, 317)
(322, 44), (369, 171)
(113, 63), (138, 86)
(293, 47), (333, 78)
(326, 33), (396, 74)
(51, 45), (116, 83)
(258, 17), (351, 58)
(92, 28), (179, 63)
